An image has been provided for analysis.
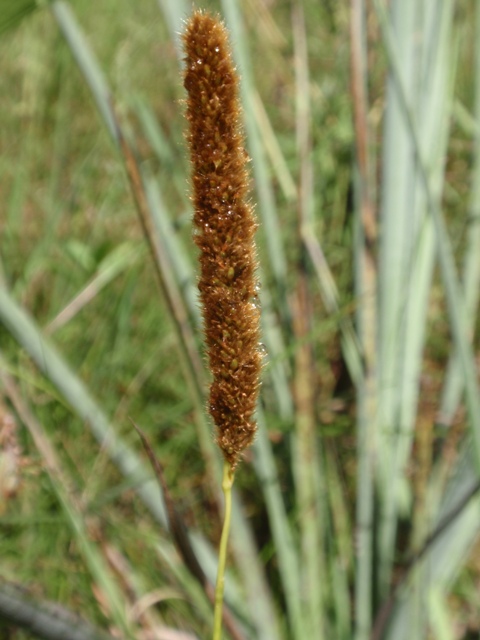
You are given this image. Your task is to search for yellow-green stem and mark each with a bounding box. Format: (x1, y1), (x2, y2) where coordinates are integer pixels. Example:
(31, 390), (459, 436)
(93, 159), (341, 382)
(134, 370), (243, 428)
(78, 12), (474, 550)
(212, 460), (235, 640)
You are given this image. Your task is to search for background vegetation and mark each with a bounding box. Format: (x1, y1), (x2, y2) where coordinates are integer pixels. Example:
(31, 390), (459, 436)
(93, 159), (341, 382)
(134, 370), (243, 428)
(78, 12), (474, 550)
(1, 0), (480, 639)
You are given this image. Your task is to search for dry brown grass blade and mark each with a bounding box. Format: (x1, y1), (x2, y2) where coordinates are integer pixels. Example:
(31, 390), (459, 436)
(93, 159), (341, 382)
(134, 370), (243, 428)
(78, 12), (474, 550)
(115, 122), (205, 394)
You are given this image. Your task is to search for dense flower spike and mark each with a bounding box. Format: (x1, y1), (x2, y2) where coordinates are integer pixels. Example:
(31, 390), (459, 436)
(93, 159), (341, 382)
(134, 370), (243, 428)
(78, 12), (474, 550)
(183, 11), (262, 468)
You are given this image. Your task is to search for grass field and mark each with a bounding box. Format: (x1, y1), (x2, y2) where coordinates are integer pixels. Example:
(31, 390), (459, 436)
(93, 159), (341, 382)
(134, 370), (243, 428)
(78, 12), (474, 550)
(1, 1), (480, 639)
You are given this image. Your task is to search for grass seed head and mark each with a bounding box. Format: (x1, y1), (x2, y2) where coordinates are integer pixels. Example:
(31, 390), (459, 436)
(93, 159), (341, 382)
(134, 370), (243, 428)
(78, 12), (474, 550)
(183, 10), (262, 469)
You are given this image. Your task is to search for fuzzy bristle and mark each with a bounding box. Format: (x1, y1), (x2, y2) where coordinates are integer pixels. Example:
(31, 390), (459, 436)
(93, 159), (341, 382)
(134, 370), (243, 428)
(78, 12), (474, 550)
(183, 11), (262, 468)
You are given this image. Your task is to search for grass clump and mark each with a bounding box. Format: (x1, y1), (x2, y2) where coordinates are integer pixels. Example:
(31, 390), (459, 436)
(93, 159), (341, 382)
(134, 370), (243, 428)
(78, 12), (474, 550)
(1, 2), (480, 640)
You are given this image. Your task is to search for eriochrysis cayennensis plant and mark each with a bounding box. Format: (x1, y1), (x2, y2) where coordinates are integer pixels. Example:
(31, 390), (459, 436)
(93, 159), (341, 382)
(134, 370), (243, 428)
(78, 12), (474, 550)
(183, 10), (262, 639)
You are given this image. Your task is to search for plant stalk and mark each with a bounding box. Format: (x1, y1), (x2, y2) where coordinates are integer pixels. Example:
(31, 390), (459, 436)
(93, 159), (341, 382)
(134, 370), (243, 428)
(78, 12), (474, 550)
(213, 461), (235, 640)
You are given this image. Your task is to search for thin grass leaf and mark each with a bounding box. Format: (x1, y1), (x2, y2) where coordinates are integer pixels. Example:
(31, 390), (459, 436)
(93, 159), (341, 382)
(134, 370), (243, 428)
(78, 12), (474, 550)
(371, 5), (480, 631)
(221, 0), (289, 322)
(376, 0), (457, 591)
(155, 0), (187, 64)
(132, 95), (188, 202)
(144, 176), (201, 329)
(133, 95), (174, 165)
(439, 3), (480, 427)
(302, 228), (363, 387)
(251, 91), (297, 202)
(0, 286), (167, 526)
(45, 242), (141, 334)
(258, 281), (294, 420)
(350, 1), (377, 637)
(324, 448), (353, 640)
(252, 409), (306, 639)
(132, 422), (247, 640)
(372, 0), (480, 461)
(291, 5), (326, 637)
(428, 589), (455, 640)
(51, 1), (117, 143)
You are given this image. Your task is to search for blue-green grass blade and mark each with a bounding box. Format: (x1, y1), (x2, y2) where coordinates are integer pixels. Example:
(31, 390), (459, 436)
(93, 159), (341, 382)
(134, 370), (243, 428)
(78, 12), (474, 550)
(439, 4), (480, 428)
(156, 0), (187, 64)
(376, 0), (457, 591)
(428, 589), (455, 640)
(371, 3), (480, 453)
(253, 408), (306, 639)
(221, 0), (289, 318)
(0, 286), (168, 526)
(291, 5), (326, 636)
(51, 0), (117, 143)
(372, 1), (480, 634)
(386, 444), (480, 639)
(351, 0), (378, 636)
(251, 90), (297, 202)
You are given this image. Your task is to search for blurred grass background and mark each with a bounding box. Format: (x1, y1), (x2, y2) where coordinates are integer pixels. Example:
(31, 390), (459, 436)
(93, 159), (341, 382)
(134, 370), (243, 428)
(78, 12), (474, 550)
(1, 0), (480, 639)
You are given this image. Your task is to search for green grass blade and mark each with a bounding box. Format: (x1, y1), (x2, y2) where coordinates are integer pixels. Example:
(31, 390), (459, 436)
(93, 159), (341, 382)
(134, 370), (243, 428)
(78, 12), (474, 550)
(302, 229), (363, 387)
(428, 589), (455, 640)
(325, 449), (352, 640)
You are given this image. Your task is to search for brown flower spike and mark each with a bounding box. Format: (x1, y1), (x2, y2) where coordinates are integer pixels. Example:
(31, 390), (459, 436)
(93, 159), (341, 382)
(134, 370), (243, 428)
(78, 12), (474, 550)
(183, 11), (262, 469)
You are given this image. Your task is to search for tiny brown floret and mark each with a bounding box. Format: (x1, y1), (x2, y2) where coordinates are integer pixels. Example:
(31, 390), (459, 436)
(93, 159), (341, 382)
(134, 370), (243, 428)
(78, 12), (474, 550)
(183, 11), (261, 469)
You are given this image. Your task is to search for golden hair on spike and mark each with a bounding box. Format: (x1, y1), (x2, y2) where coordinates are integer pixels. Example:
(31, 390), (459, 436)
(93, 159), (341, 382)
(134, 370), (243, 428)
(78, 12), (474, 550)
(183, 11), (262, 470)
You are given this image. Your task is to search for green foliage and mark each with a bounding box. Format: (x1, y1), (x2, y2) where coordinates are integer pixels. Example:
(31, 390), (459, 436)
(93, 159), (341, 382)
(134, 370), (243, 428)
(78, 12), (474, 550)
(0, 1), (479, 639)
